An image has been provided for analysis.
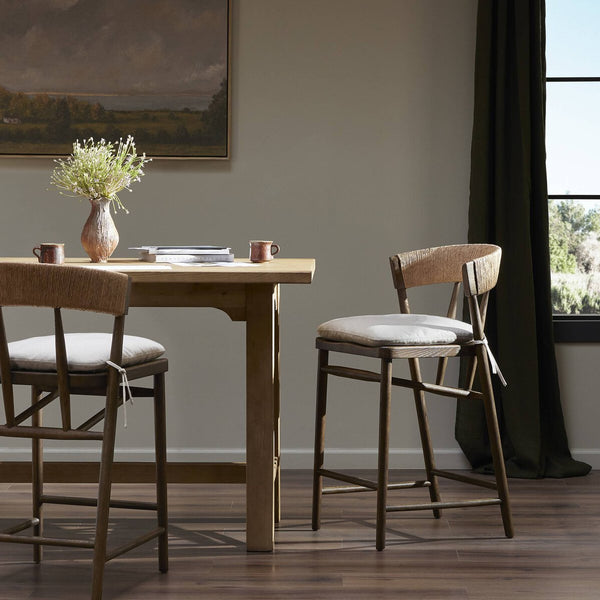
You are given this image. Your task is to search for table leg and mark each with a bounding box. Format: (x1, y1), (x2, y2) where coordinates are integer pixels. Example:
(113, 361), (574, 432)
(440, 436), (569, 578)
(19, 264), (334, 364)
(245, 283), (276, 551)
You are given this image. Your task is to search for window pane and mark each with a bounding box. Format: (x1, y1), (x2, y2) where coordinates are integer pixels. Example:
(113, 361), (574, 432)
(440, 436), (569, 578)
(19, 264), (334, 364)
(546, 83), (600, 195)
(550, 198), (600, 315)
(547, 0), (600, 76)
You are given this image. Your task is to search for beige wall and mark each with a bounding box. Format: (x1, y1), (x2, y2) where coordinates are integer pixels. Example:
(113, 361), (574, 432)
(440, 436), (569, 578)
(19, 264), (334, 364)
(1, 0), (595, 469)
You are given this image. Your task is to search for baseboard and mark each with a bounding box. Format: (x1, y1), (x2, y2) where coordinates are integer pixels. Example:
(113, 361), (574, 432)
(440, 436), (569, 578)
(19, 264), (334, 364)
(0, 446), (472, 482)
(1, 447), (595, 483)
(0, 446), (470, 467)
(571, 450), (600, 469)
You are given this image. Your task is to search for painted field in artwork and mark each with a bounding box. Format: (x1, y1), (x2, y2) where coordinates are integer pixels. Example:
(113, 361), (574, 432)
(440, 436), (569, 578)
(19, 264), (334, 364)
(0, 0), (229, 158)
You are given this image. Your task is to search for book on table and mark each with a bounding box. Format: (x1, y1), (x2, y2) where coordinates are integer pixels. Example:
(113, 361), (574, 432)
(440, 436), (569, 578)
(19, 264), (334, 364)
(130, 246), (234, 263)
(142, 253), (235, 263)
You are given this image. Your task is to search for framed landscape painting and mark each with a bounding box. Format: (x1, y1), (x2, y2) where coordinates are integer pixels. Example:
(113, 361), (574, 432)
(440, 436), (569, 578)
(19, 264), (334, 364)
(0, 0), (230, 159)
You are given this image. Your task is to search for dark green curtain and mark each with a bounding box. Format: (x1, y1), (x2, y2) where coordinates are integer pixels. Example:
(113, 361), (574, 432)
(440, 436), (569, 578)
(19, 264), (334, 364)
(455, 0), (590, 478)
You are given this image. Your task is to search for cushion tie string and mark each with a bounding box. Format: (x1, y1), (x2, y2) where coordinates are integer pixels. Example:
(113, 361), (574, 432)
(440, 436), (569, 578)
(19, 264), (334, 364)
(466, 337), (507, 387)
(105, 361), (134, 427)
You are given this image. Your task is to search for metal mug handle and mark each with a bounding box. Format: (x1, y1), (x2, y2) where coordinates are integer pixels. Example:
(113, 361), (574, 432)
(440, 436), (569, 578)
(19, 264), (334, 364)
(33, 247), (42, 261)
(271, 243), (280, 256)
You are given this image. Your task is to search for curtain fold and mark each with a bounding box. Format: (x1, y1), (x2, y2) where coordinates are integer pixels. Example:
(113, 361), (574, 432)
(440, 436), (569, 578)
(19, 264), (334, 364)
(455, 0), (590, 478)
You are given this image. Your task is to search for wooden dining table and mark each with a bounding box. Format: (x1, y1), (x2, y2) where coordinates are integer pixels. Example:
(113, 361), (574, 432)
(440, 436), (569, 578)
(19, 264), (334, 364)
(0, 257), (316, 552)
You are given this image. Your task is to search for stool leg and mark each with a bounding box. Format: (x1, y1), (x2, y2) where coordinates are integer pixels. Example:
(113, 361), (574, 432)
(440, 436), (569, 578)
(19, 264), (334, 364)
(274, 286), (281, 524)
(274, 404), (281, 525)
(312, 349), (329, 531)
(31, 386), (43, 564)
(475, 345), (514, 538)
(91, 388), (119, 600)
(154, 373), (169, 573)
(376, 358), (392, 551)
(408, 358), (442, 518)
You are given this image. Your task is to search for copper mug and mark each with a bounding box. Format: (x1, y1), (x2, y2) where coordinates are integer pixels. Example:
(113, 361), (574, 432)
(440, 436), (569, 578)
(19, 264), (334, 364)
(33, 243), (65, 265)
(249, 240), (280, 262)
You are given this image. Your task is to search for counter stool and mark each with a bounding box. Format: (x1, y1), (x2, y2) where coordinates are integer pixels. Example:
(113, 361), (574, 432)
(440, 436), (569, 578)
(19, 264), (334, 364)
(0, 263), (168, 599)
(312, 244), (513, 550)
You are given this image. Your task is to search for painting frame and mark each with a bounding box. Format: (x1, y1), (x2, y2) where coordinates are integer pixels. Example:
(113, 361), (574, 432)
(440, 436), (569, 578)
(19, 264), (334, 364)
(0, 0), (231, 160)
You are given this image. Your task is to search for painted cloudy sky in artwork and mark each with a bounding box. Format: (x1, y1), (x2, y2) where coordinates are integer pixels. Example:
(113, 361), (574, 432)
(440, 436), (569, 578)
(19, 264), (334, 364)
(0, 0), (228, 96)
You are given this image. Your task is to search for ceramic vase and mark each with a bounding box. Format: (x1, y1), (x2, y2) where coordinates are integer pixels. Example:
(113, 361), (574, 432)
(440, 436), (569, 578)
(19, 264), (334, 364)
(81, 197), (119, 263)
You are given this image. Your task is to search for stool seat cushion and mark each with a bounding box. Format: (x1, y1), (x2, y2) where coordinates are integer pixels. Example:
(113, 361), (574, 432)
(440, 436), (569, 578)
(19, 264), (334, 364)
(317, 314), (473, 347)
(8, 333), (165, 372)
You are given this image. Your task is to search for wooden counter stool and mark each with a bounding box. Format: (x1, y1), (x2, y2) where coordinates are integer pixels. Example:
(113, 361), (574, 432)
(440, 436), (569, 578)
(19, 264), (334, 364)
(312, 244), (513, 550)
(0, 263), (168, 599)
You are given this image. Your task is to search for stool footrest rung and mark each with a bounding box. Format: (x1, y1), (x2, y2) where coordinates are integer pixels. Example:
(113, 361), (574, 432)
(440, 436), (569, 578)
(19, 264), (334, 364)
(320, 468), (430, 494)
(105, 527), (165, 562)
(431, 468), (497, 490)
(319, 469), (377, 490)
(1, 518), (39, 535)
(386, 498), (502, 512)
(0, 532), (95, 548)
(324, 480), (430, 494)
(42, 494), (158, 511)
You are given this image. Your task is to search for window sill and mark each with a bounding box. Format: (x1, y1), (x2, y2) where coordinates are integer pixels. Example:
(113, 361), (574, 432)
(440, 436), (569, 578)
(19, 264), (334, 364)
(553, 318), (600, 343)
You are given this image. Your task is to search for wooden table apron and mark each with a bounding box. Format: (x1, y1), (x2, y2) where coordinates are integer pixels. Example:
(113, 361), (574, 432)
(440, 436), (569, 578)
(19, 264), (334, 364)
(1, 258), (316, 553)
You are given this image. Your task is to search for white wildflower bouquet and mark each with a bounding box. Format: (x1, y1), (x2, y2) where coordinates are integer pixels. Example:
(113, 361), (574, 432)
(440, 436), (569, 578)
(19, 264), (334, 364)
(50, 136), (151, 212)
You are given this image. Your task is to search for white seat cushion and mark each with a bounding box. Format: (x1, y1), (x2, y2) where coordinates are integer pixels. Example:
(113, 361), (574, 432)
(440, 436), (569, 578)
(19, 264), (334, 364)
(8, 333), (165, 373)
(317, 314), (473, 347)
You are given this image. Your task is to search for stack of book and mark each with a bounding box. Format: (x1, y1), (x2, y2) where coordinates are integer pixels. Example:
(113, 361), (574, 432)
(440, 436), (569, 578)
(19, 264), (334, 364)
(131, 246), (234, 263)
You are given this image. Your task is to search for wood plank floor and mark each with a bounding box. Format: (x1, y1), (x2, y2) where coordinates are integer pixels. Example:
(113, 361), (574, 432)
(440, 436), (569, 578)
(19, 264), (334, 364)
(0, 469), (598, 599)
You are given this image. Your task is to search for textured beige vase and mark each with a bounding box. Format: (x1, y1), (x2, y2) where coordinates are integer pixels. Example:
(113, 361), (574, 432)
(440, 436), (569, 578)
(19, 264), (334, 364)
(80, 198), (119, 263)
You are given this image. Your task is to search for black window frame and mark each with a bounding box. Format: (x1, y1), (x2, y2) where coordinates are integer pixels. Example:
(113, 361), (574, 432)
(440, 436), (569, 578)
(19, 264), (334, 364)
(547, 76), (600, 342)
